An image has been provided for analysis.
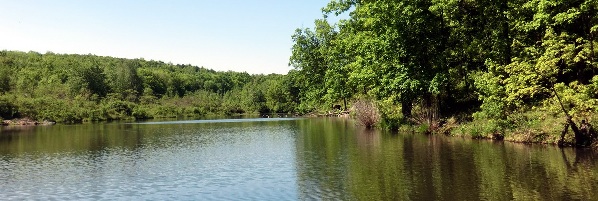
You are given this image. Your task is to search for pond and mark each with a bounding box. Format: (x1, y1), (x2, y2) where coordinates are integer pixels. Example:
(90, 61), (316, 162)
(0, 117), (597, 200)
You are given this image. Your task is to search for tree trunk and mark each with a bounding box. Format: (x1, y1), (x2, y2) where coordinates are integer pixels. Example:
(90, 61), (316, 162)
(343, 96), (347, 111)
(567, 118), (582, 144)
(584, 6), (595, 74)
(559, 118), (589, 147)
(401, 98), (412, 119)
(590, 13), (595, 73)
(421, 93), (439, 125)
(559, 123), (570, 147)
(552, 83), (588, 147)
(500, 0), (512, 64)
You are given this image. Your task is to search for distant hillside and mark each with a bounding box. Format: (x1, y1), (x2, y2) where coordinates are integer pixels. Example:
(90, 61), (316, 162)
(0, 50), (299, 122)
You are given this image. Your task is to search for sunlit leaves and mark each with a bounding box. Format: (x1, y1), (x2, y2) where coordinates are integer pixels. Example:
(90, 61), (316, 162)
(475, 0), (598, 121)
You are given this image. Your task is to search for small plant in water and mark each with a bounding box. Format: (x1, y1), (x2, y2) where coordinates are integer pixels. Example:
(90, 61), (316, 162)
(353, 99), (380, 129)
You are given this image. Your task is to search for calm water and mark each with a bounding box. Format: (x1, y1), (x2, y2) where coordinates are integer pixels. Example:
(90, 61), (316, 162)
(0, 118), (597, 200)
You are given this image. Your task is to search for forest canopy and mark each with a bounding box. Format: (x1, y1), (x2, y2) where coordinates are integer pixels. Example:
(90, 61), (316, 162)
(0, 51), (299, 123)
(289, 0), (598, 138)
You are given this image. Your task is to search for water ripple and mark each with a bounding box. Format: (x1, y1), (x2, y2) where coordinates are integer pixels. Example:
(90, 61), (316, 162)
(0, 122), (299, 200)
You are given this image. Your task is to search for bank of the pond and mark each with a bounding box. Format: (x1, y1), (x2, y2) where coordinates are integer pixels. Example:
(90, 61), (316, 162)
(1, 118), (56, 126)
(0, 113), (299, 126)
(443, 112), (598, 149)
(3, 110), (597, 150)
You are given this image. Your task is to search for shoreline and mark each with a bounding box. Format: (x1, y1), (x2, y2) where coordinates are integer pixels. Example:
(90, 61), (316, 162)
(2, 115), (595, 150)
(1, 118), (56, 126)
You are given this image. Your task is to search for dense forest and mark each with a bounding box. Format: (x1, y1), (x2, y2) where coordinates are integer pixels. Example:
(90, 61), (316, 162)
(289, 0), (598, 144)
(1, 0), (597, 146)
(0, 51), (300, 123)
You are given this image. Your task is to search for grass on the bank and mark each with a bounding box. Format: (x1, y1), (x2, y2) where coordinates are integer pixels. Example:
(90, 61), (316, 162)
(451, 110), (598, 145)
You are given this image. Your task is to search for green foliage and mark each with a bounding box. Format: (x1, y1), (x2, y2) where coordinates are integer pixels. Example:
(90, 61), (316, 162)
(0, 65), (11, 94)
(471, 0), (598, 127)
(541, 81), (598, 117)
(69, 63), (109, 98)
(289, 26), (329, 109)
(222, 89), (245, 115)
(139, 68), (169, 98)
(0, 95), (16, 119)
(416, 123), (431, 135)
(377, 99), (405, 131)
(455, 119), (503, 139)
(287, 0), (597, 138)
(0, 51), (301, 122)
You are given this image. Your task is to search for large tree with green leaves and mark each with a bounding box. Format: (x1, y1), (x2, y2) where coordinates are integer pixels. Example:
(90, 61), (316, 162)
(475, 0), (598, 121)
(289, 22), (332, 110)
(291, 0), (597, 131)
(320, 0), (451, 121)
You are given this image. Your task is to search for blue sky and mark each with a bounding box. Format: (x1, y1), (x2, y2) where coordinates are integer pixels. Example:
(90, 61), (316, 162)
(0, 0), (336, 74)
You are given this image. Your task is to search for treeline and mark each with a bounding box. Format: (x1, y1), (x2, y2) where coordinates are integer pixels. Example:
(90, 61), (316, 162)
(290, 0), (598, 138)
(0, 51), (299, 123)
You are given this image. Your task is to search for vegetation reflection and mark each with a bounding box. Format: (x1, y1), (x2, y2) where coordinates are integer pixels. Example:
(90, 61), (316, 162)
(294, 119), (598, 200)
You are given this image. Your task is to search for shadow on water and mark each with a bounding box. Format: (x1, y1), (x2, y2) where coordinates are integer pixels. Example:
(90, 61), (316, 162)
(293, 118), (598, 200)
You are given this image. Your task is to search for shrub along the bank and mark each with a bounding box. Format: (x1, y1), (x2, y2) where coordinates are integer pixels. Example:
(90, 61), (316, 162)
(353, 99), (380, 129)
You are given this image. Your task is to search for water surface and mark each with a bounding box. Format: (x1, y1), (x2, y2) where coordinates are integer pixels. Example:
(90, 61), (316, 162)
(0, 118), (597, 200)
